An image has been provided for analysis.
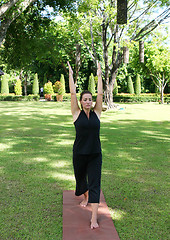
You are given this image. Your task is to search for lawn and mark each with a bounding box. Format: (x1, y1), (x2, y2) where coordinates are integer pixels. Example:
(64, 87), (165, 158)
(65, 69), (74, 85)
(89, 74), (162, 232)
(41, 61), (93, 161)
(0, 101), (169, 240)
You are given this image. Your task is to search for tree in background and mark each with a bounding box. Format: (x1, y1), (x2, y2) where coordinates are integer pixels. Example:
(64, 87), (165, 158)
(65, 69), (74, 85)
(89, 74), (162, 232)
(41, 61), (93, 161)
(1, 75), (9, 94)
(32, 73), (39, 95)
(135, 74), (141, 95)
(88, 73), (96, 95)
(14, 79), (22, 95)
(67, 0), (170, 108)
(127, 75), (134, 94)
(60, 74), (66, 95)
(145, 40), (170, 104)
(0, 0), (77, 46)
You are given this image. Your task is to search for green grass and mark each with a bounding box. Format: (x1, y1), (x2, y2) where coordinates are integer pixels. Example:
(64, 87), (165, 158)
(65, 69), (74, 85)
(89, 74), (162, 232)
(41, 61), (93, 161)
(0, 101), (169, 240)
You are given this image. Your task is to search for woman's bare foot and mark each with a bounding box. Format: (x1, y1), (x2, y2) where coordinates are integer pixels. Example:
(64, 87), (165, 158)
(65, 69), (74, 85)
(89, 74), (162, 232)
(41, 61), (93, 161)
(80, 191), (88, 207)
(90, 220), (99, 229)
(90, 203), (99, 229)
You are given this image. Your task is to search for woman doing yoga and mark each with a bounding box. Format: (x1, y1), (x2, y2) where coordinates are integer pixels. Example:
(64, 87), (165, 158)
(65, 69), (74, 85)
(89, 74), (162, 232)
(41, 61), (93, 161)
(67, 61), (103, 229)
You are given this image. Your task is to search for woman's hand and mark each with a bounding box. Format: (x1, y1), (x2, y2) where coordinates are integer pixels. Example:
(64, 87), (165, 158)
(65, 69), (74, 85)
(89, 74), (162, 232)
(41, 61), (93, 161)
(67, 61), (73, 75)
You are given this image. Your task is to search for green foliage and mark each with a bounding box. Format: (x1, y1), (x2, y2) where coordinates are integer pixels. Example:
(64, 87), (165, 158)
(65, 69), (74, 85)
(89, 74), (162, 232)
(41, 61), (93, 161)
(0, 94), (40, 101)
(60, 74), (66, 95)
(53, 81), (64, 95)
(14, 79), (22, 95)
(1, 75), (9, 94)
(113, 93), (169, 103)
(135, 74), (141, 95)
(43, 81), (54, 95)
(32, 73), (39, 95)
(88, 73), (96, 94)
(113, 79), (118, 96)
(127, 75), (134, 94)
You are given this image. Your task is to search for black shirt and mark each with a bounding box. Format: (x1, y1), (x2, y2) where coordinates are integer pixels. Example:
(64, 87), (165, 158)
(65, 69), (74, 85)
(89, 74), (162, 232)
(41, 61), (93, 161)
(73, 110), (101, 155)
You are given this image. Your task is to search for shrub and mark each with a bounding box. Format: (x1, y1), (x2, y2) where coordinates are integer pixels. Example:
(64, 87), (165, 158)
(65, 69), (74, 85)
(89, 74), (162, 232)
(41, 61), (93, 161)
(14, 79), (22, 95)
(88, 73), (96, 95)
(32, 73), (39, 95)
(135, 74), (141, 95)
(113, 93), (162, 103)
(127, 75), (134, 94)
(44, 81), (54, 95)
(60, 74), (66, 94)
(0, 94), (39, 101)
(53, 81), (62, 93)
(1, 75), (9, 94)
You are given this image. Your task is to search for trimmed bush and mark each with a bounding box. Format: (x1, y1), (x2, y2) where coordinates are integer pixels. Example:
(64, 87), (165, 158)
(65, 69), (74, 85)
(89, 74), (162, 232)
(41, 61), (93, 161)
(14, 79), (22, 95)
(113, 93), (165, 103)
(135, 74), (141, 95)
(127, 75), (134, 94)
(32, 73), (39, 95)
(44, 81), (54, 95)
(60, 74), (66, 95)
(88, 73), (96, 94)
(0, 94), (40, 101)
(1, 75), (9, 94)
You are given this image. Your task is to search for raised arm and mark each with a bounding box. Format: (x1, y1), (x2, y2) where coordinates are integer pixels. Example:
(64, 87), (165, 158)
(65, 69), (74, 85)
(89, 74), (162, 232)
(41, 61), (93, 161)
(67, 61), (80, 121)
(94, 61), (103, 118)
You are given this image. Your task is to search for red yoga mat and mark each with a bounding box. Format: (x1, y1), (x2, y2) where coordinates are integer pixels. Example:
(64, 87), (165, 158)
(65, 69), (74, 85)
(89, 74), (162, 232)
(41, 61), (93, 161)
(63, 190), (120, 240)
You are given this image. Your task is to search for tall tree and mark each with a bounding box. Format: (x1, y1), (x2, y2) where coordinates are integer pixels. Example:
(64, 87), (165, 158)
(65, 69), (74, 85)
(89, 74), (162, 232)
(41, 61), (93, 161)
(0, 0), (77, 46)
(68, 0), (170, 108)
(145, 41), (170, 103)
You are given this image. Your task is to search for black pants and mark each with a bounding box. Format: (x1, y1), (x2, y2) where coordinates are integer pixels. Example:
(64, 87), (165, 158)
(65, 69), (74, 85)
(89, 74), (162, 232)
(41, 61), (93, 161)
(73, 152), (102, 203)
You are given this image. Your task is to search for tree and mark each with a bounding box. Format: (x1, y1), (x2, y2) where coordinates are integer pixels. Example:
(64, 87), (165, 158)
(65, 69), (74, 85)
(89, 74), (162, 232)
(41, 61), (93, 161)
(14, 79), (22, 95)
(145, 41), (170, 103)
(88, 73), (96, 94)
(68, 0), (170, 108)
(1, 75), (9, 94)
(32, 73), (39, 95)
(127, 75), (134, 94)
(0, 0), (77, 46)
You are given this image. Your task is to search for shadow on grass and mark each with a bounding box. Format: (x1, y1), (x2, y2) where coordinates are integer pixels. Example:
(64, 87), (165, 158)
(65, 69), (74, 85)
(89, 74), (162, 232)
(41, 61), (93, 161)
(0, 102), (169, 239)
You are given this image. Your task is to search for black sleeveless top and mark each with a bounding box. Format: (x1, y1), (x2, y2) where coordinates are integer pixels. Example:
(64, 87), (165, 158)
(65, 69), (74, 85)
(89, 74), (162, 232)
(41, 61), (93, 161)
(73, 110), (101, 155)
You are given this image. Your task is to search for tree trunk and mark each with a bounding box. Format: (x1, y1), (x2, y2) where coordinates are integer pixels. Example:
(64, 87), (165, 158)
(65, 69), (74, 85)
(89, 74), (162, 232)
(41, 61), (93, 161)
(139, 41), (144, 63)
(24, 73), (28, 96)
(161, 86), (164, 104)
(104, 83), (114, 109)
(75, 44), (81, 86)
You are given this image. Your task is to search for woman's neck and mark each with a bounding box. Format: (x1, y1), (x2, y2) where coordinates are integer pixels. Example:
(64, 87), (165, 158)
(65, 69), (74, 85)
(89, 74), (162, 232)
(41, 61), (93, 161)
(83, 108), (91, 118)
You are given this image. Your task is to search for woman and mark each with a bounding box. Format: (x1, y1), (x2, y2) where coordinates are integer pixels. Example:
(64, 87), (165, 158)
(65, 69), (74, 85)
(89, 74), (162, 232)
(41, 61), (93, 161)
(67, 61), (103, 229)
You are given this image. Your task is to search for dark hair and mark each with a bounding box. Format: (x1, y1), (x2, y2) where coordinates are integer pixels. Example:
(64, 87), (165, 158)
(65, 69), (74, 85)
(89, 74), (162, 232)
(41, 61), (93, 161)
(80, 90), (92, 101)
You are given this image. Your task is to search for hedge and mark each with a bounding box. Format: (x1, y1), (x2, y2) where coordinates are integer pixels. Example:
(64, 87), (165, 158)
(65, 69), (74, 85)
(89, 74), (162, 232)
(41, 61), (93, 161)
(0, 94), (40, 101)
(113, 94), (170, 103)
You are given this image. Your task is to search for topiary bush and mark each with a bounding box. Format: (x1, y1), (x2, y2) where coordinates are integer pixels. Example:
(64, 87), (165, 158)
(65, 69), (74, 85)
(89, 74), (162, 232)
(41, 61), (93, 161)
(88, 73), (96, 95)
(60, 74), (66, 94)
(44, 81), (54, 95)
(32, 73), (39, 95)
(127, 75), (134, 94)
(14, 79), (22, 95)
(135, 74), (141, 95)
(1, 75), (9, 94)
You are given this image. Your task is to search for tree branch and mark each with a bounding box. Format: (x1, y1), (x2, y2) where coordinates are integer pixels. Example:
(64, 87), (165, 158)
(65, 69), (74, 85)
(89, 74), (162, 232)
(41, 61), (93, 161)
(131, 7), (170, 41)
(0, 0), (19, 18)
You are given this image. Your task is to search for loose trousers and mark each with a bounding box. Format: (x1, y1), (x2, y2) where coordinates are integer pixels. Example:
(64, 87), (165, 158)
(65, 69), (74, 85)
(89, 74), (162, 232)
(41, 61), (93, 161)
(73, 152), (102, 203)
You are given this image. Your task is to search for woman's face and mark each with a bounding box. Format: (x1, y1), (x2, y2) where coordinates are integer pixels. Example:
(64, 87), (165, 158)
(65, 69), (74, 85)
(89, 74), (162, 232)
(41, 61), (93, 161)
(80, 93), (92, 110)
